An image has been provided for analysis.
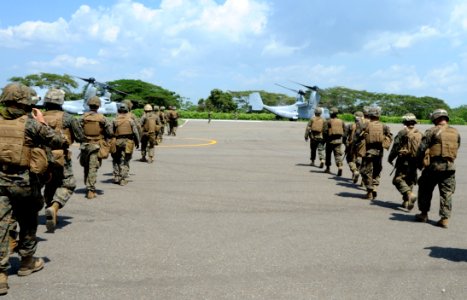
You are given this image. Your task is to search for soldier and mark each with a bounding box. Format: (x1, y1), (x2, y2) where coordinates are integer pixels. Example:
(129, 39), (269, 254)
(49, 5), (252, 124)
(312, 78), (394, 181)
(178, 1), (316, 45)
(344, 111), (364, 182)
(304, 107), (327, 167)
(0, 83), (69, 295)
(324, 107), (346, 175)
(79, 96), (113, 199)
(388, 113), (423, 210)
(167, 106), (179, 136)
(123, 99), (142, 137)
(140, 104), (161, 163)
(42, 88), (84, 232)
(112, 103), (140, 185)
(153, 105), (163, 144)
(159, 106), (168, 137)
(415, 109), (460, 228)
(356, 106), (392, 200)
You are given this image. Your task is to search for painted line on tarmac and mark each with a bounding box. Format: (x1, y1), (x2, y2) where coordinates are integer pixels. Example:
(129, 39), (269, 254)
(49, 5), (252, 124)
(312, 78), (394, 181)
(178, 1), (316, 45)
(158, 137), (217, 148)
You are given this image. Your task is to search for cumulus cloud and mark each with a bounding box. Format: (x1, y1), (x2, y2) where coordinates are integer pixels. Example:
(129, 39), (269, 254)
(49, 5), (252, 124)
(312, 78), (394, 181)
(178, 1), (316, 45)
(261, 38), (306, 56)
(30, 54), (99, 69)
(450, 2), (467, 30)
(371, 65), (425, 92)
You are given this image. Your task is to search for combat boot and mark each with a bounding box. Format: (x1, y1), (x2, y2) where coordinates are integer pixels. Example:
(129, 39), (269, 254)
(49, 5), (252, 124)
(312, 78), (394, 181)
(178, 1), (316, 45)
(337, 168), (343, 176)
(436, 218), (448, 228)
(365, 190), (374, 200)
(324, 167), (331, 174)
(310, 161), (315, 166)
(372, 191), (377, 199)
(17, 256), (44, 276)
(415, 212), (428, 223)
(45, 202), (60, 233)
(0, 272), (8, 295)
(119, 179), (128, 186)
(8, 236), (17, 255)
(352, 171), (360, 184)
(86, 190), (96, 199)
(405, 192), (417, 211)
(140, 157), (147, 162)
(319, 160), (324, 168)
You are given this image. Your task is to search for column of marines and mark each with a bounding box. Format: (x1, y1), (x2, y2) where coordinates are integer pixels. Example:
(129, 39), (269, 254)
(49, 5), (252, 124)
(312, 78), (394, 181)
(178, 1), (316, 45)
(0, 83), (177, 295)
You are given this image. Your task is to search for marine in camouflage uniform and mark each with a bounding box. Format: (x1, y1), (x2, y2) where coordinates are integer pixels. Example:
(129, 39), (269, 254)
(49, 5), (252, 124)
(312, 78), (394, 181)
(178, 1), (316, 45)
(167, 106), (179, 136)
(388, 113), (423, 210)
(304, 107), (327, 167)
(356, 106), (392, 200)
(324, 107), (346, 176)
(344, 111), (364, 183)
(415, 109), (460, 228)
(140, 104), (161, 163)
(0, 83), (69, 295)
(111, 103), (140, 185)
(159, 106), (167, 137)
(42, 88), (84, 233)
(153, 105), (163, 144)
(79, 96), (113, 199)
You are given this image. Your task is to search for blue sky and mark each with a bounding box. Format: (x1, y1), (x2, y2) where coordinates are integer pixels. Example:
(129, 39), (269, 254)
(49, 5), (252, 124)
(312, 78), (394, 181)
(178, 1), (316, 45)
(1, 0), (466, 107)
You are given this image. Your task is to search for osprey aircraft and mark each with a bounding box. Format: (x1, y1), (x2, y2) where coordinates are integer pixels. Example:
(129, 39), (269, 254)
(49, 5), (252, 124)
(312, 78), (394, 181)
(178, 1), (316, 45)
(247, 82), (329, 120)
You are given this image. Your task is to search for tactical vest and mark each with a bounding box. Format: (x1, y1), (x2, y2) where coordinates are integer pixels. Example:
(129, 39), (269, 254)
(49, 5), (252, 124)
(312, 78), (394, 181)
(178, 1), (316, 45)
(328, 118), (344, 136)
(0, 115), (30, 167)
(399, 128), (422, 157)
(43, 110), (73, 144)
(115, 114), (133, 136)
(169, 111), (178, 121)
(143, 113), (158, 133)
(429, 126), (459, 160)
(365, 121), (384, 145)
(83, 112), (104, 140)
(310, 117), (324, 133)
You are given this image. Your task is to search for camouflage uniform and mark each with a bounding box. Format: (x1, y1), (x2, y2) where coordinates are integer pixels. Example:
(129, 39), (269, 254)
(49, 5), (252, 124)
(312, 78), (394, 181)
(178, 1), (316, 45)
(388, 114), (422, 209)
(140, 106), (161, 163)
(159, 106), (167, 136)
(415, 109), (460, 228)
(0, 83), (69, 294)
(356, 107), (392, 199)
(344, 112), (364, 182)
(167, 106), (179, 136)
(79, 98), (113, 198)
(42, 89), (84, 210)
(304, 108), (327, 167)
(111, 105), (140, 185)
(324, 108), (346, 175)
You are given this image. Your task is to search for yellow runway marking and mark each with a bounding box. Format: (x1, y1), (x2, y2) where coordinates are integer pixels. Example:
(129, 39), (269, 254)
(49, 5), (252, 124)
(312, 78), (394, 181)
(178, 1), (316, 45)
(158, 137), (217, 148)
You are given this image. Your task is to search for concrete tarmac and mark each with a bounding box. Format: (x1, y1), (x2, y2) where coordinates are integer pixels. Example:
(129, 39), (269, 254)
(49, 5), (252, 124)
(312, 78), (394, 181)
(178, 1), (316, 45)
(5, 120), (467, 299)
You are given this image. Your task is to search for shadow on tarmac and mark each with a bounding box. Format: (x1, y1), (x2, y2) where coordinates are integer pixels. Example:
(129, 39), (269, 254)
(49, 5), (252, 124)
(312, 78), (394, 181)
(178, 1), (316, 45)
(370, 200), (402, 210)
(424, 246), (467, 262)
(336, 191), (366, 199)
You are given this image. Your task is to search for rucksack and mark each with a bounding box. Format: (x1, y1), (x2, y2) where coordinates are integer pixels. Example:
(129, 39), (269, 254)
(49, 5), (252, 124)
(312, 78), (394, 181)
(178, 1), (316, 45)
(400, 128), (422, 157)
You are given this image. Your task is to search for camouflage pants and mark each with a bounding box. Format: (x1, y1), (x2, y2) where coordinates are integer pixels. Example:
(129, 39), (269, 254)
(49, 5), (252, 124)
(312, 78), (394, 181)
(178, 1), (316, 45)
(111, 138), (133, 181)
(169, 121), (178, 136)
(44, 157), (76, 208)
(82, 150), (101, 192)
(417, 169), (456, 219)
(325, 143), (344, 167)
(309, 139), (325, 162)
(0, 184), (43, 272)
(141, 134), (156, 160)
(361, 154), (383, 191)
(346, 148), (361, 173)
(392, 159), (417, 196)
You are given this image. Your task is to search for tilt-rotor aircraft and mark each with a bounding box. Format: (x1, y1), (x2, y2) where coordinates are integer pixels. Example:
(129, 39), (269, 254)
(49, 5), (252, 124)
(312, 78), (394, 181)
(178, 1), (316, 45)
(36, 77), (124, 115)
(247, 82), (329, 120)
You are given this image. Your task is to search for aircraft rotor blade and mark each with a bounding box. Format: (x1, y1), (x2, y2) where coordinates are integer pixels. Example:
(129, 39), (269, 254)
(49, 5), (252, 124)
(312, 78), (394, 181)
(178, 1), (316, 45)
(289, 80), (319, 91)
(275, 83), (299, 94)
(73, 76), (96, 84)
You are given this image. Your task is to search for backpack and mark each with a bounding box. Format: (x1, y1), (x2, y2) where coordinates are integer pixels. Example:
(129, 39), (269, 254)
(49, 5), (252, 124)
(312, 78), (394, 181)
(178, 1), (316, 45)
(400, 128), (422, 157)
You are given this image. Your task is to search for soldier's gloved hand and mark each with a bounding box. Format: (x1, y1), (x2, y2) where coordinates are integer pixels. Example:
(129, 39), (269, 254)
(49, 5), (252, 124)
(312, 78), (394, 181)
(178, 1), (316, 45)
(305, 138), (308, 142)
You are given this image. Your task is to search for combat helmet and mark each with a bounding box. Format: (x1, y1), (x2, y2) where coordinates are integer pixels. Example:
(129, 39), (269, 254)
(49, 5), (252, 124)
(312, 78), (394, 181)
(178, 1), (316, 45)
(430, 109), (449, 122)
(314, 107), (322, 115)
(118, 103), (129, 113)
(354, 111), (364, 118)
(402, 113), (417, 124)
(144, 104), (153, 112)
(123, 99), (133, 110)
(0, 83), (33, 106)
(363, 106), (370, 117)
(367, 106), (381, 117)
(160, 106), (166, 111)
(330, 107), (339, 115)
(87, 96), (101, 107)
(153, 105), (160, 111)
(44, 88), (65, 105)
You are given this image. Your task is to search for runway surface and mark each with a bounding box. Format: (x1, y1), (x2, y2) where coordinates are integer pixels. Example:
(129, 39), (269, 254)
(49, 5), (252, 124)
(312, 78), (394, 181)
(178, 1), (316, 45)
(6, 120), (467, 299)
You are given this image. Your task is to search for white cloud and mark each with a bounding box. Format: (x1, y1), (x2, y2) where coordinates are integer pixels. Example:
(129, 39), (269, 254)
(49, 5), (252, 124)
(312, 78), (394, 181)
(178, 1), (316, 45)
(363, 25), (440, 54)
(371, 65), (425, 92)
(30, 54), (99, 69)
(261, 39), (306, 56)
(450, 2), (467, 30)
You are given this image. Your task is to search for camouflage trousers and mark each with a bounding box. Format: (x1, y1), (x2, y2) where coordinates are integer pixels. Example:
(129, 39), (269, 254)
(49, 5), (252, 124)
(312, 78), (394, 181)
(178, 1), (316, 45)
(392, 158), (417, 196)
(141, 134), (156, 160)
(168, 121), (178, 136)
(0, 184), (43, 272)
(325, 143), (344, 167)
(417, 169), (456, 219)
(44, 157), (76, 208)
(361, 154), (383, 192)
(111, 138), (133, 181)
(82, 150), (101, 192)
(309, 139), (325, 162)
(346, 148), (361, 173)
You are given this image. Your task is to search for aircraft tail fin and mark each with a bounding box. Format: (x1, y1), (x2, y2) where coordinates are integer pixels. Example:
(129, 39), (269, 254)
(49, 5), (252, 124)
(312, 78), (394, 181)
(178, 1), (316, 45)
(248, 92), (264, 111)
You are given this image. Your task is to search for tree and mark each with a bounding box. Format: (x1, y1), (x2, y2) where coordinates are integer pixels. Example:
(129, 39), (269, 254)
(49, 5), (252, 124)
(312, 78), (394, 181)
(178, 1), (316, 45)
(9, 73), (81, 99)
(205, 89), (237, 112)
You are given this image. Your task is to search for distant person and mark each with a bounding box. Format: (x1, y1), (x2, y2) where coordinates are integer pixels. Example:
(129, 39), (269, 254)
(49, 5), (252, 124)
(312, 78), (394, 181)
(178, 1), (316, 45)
(208, 110), (212, 123)
(79, 96), (113, 199)
(159, 106), (168, 137)
(356, 106), (392, 200)
(167, 106), (179, 136)
(42, 88), (84, 232)
(388, 113), (423, 210)
(0, 83), (69, 295)
(415, 109), (460, 228)
(304, 107), (327, 167)
(344, 111), (364, 182)
(140, 104), (161, 163)
(324, 107), (346, 175)
(111, 103), (140, 185)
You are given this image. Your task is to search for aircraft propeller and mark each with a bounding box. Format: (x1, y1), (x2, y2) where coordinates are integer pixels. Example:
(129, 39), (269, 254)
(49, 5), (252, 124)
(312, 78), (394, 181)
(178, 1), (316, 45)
(275, 83), (306, 96)
(74, 76), (128, 95)
(289, 80), (320, 92)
